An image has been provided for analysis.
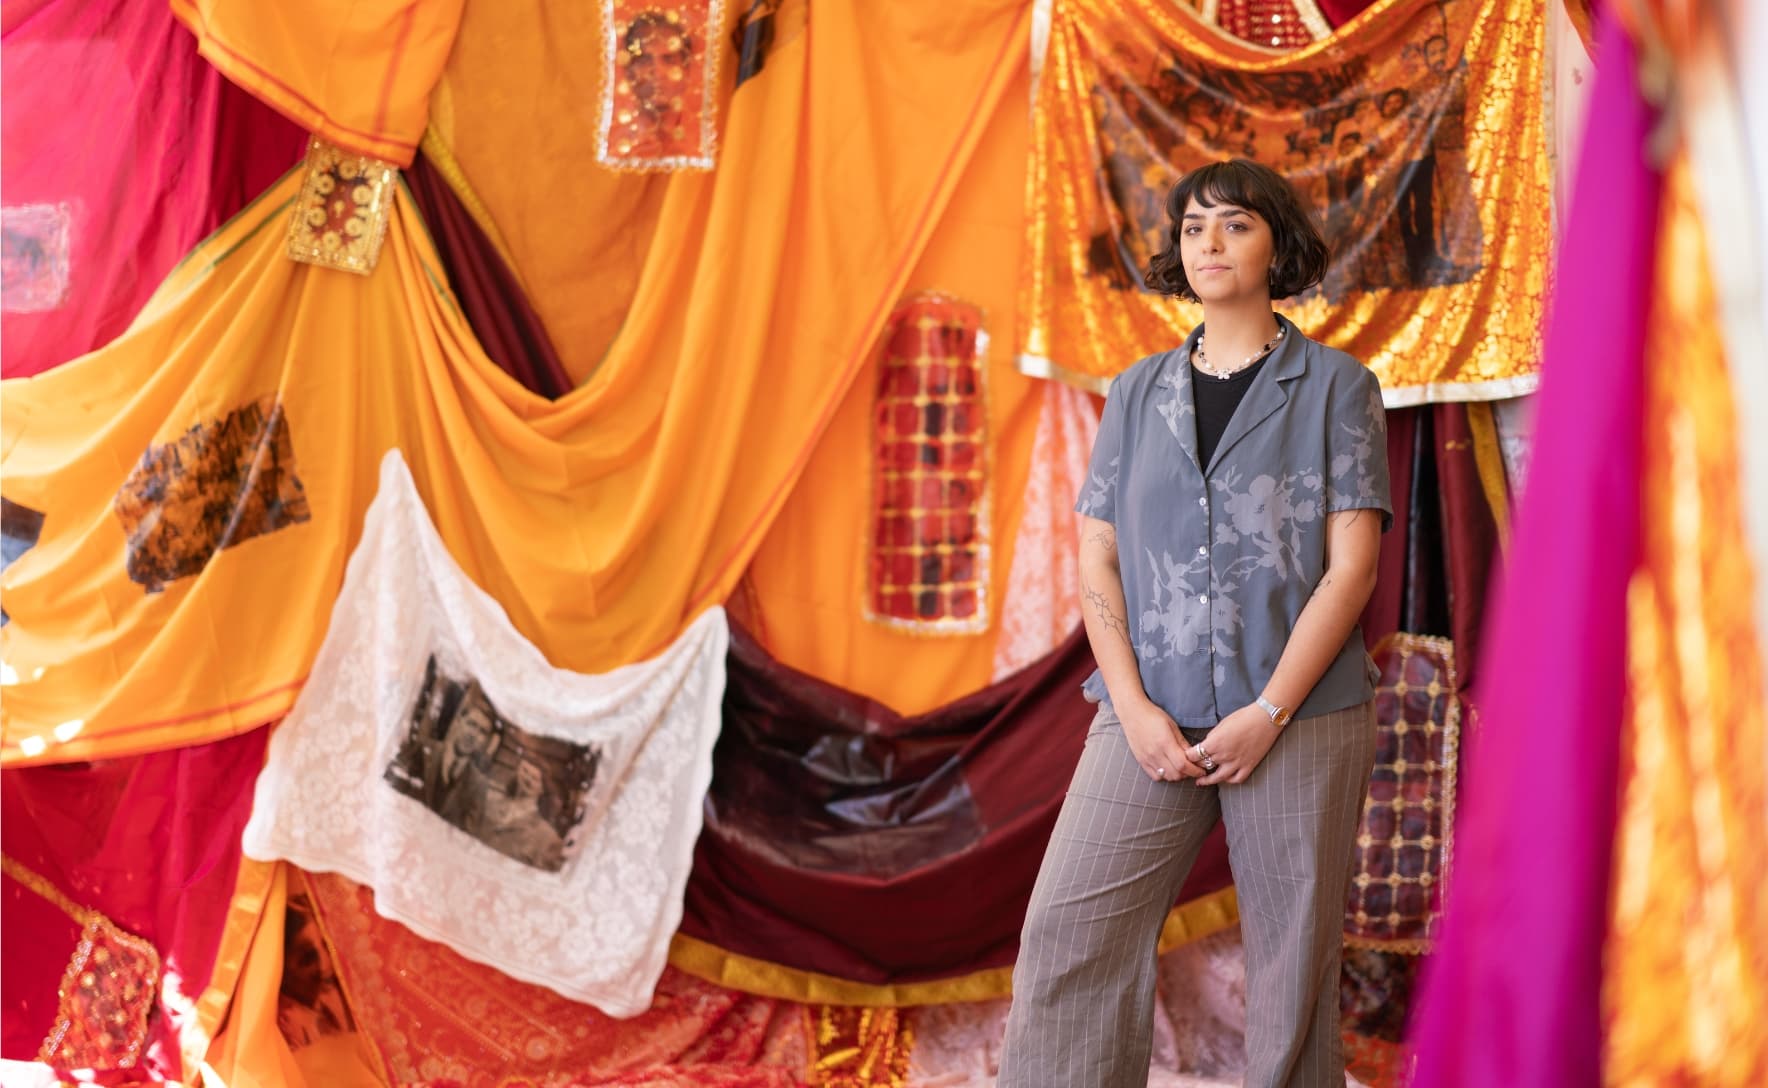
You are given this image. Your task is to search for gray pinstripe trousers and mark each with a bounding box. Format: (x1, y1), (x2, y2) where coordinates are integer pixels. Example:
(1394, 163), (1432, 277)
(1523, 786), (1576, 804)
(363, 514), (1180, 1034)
(998, 700), (1377, 1087)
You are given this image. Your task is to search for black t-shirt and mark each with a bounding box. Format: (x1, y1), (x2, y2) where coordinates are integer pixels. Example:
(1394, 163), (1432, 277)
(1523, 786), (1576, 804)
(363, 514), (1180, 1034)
(1191, 357), (1267, 467)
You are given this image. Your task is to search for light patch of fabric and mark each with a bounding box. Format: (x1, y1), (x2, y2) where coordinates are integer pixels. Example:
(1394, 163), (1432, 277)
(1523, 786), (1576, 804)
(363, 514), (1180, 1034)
(1345, 633), (1460, 952)
(599, 0), (724, 171)
(286, 136), (397, 275)
(991, 380), (1096, 679)
(111, 396), (312, 594)
(242, 451), (727, 1015)
(1, 203), (72, 312)
(865, 293), (991, 635)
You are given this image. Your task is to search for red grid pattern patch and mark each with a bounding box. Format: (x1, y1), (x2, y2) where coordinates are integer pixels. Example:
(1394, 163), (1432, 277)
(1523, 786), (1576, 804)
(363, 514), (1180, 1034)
(1345, 633), (1461, 952)
(867, 295), (989, 634)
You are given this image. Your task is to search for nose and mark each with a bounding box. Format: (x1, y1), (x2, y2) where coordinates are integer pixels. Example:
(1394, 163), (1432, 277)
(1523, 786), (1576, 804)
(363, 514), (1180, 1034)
(1198, 224), (1223, 253)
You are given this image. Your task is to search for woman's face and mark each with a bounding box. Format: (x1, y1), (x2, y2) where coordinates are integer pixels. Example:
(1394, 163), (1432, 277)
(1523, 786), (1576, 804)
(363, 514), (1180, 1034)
(1179, 195), (1276, 306)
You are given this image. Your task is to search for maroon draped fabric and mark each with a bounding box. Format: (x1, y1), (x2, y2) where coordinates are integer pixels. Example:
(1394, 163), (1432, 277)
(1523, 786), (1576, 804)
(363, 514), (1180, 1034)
(1358, 403), (1499, 691)
(1, 730), (268, 1077)
(403, 154), (575, 399)
(682, 625), (1233, 984)
(1, 0), (304, 377)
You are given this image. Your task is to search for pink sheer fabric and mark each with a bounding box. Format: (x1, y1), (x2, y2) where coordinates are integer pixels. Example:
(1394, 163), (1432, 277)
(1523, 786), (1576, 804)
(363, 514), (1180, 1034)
(1, 0), (303, 377)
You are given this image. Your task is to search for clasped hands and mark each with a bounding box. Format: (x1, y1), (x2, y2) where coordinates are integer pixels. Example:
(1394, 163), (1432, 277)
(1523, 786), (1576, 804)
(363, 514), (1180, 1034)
(1119, 699), (1281, 786)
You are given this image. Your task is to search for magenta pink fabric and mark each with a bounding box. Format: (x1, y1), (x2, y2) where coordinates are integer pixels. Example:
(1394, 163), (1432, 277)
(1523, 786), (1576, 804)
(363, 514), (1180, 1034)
(1, 0), (304, 378)
(1405, 10), (1655, 1085)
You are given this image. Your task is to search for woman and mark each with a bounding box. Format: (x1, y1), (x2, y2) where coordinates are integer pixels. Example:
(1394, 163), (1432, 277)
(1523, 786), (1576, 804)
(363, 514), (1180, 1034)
(999, 159), (1391, 1087)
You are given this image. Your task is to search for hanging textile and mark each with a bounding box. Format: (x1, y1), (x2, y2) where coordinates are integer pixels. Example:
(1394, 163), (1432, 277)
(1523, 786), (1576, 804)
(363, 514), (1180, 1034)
(401, 153), (573, 399)
(597, 0), (726, 171)
(1603, 147), (1768, 1088)
(168, 0), (465, 165)
(1406, 12), (1654, 1084)
(0, 0), (304, 378)
(242, 453), (726, 1015)
(1021, 0), (1551, 406)
(301, 870), (806, 1086)
(675, 624), (1235, 1000)
(1, 0), (1029, 767)
(738, 38), (1050, 715)
(0, 731), (268, 1079)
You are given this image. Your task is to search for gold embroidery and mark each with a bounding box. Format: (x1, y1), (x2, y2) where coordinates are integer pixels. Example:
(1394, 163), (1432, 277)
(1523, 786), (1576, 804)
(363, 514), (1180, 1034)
(1021, 0), (1552, 406)
(286, 135), (398, 275)
(2, 855), (162, 1069)
(806, 1005), (914, 1087)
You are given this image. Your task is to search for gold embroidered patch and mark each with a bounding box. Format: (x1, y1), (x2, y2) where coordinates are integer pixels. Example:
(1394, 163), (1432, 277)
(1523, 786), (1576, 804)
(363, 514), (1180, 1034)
(286, 135), (397, 275)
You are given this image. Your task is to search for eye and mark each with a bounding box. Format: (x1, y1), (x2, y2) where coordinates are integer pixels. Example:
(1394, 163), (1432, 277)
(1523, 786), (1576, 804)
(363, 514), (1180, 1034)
(1227, 221), (1247, 231)
(1182, 225), (1201, 235)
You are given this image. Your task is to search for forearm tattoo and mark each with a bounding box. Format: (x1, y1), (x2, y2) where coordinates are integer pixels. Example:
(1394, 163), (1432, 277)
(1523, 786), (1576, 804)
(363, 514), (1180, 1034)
(1083, 579), (1132, 646)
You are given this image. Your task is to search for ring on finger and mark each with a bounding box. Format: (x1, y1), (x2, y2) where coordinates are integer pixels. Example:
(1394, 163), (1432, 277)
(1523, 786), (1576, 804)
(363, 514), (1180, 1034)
(1156, 766), (1167, 779)
(1201, 757), (1218, 772)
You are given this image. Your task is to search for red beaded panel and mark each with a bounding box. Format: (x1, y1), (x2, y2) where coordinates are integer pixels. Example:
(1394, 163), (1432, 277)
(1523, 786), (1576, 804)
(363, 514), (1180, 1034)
(866, 295), (990, 635)
(1345, 633), (1461, 952)
(1207, 0), (1325, 50)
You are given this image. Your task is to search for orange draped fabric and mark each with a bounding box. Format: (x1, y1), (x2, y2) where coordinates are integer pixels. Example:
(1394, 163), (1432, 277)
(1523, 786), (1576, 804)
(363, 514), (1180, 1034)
(741, 29), (1049, 713)
(0, 0), (1031, 766)
(420, 0), (678, 384)
(1603, 151), (1768, 1088)
(168, 0), (464, 165)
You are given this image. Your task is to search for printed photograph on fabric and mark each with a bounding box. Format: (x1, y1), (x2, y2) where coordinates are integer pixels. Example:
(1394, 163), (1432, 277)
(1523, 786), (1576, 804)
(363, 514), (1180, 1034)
(382, 656), (602, 872)
(277, 891), (357, 1050)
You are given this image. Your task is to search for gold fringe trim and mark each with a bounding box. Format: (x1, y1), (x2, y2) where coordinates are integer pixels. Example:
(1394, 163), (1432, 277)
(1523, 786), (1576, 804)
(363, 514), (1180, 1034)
(1464, 400), (1512, 553)
(667, 885), (1239, 1007)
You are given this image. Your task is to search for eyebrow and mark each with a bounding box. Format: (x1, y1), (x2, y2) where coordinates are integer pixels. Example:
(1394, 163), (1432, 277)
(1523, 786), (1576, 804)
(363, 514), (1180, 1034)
(1182, 205), (1252, 220)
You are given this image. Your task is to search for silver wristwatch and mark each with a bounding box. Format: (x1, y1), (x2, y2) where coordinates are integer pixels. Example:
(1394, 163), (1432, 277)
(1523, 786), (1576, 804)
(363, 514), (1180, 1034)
(1256, 695), (1294, 728)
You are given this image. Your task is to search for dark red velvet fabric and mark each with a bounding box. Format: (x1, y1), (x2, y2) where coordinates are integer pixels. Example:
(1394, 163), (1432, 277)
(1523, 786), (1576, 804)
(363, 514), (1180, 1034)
(1, 0), (304, 377)
(0, 730), (269, 1077)
(403, 154), (575, 399)
(682, 625), (1233, 984)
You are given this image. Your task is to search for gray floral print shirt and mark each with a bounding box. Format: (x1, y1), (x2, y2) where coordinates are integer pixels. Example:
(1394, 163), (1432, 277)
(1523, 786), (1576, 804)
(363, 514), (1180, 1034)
(1076, 315), (1392, 729)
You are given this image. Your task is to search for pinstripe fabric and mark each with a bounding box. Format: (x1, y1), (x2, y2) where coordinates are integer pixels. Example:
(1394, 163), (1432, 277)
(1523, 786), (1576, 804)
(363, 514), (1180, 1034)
(999, 701), (1376, 1087)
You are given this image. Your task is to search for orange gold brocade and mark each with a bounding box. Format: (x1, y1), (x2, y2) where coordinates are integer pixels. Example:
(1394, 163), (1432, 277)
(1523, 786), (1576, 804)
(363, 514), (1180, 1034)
(1603, 153), (1768, 1088)
(1022, 0), (1551, 406)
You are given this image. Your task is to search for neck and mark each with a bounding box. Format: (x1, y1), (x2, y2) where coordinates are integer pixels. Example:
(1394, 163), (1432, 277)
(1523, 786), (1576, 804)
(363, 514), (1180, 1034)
(1199, 300), (1281, 360)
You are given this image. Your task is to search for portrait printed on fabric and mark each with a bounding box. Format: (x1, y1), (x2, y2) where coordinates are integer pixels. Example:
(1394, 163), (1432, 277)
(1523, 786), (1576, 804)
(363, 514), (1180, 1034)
(1, 202), (71, 312)
(111, 396), (313, 593)
(277, 891), (357, 1051)
(382, 656), (603, 872)
(1087, 27), (1482, 304)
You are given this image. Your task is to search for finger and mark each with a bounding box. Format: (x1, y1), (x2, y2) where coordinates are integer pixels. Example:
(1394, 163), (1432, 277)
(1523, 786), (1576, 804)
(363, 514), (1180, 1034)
(1169, 748), (1206, 777)
(1196, 763), (1232, 786)
(1230, 767), (1251, 784)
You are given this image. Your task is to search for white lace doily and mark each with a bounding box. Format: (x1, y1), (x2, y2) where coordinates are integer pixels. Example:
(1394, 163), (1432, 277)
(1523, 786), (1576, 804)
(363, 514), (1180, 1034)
(242, 451), (728, 1016)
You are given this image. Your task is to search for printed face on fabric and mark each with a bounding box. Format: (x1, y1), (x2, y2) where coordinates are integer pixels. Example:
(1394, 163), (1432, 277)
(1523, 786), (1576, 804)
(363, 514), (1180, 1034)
(1180, 197), (1275, 307)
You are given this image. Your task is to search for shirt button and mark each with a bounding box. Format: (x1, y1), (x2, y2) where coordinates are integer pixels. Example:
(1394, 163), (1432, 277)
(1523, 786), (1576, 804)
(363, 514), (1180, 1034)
(1199, 594), (1209, 604)
(1198, 545), (1207, 556)
(1198, 496), (1207, 507)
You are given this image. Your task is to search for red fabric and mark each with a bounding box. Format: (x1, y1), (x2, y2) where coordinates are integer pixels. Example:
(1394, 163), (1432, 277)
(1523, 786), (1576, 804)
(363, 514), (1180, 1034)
(0, 0), (304, 378)
(683, 625), (1233, 984)
(0, 730), (269, 1078)
(1314, 0), (1379, 27)
(1357, 403), (1498, 690)
(403, 153), (575, 399)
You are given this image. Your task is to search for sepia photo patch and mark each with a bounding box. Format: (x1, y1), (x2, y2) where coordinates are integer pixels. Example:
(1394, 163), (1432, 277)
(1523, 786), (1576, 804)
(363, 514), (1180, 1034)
(383, 655), (603, 873)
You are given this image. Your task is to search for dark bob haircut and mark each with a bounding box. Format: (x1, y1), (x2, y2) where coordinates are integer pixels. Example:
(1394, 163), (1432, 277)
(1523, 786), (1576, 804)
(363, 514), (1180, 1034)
(1144, 159), (1329, 302)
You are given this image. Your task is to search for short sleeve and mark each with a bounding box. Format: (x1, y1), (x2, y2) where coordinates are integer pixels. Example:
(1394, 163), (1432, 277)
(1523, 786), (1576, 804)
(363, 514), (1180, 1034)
(1074, 380), (1127, 523)
(1324, 366), (1393, 532)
